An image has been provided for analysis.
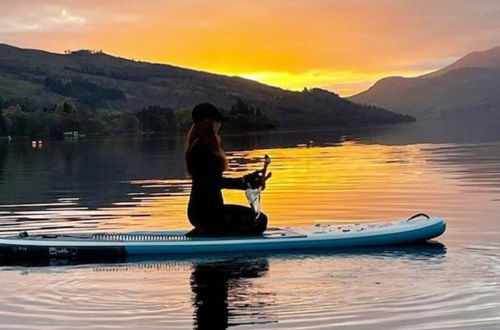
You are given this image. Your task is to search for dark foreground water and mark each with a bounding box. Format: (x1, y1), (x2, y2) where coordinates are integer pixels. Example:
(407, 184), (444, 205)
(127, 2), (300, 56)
(0, 122), (499, 329)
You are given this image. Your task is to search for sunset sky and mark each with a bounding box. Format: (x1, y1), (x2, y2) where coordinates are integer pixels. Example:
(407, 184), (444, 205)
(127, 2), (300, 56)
(1, 0), (500, 96)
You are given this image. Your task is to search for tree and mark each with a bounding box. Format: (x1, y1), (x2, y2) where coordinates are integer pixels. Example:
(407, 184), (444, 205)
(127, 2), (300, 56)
(112, 111), (140, 133)
(2, 105), (28, 135)
(49, 101), (92, 135)
(138, 105), (175, 133)
(225, 99), (276, 131)
(230, 99), (252, 116)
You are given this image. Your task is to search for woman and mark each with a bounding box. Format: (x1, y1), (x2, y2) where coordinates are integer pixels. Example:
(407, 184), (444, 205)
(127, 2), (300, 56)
(185, 103), (270, 237)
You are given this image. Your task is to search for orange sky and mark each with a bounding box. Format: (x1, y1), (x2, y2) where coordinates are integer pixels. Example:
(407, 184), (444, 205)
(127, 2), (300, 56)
(1, 0), (500, 96)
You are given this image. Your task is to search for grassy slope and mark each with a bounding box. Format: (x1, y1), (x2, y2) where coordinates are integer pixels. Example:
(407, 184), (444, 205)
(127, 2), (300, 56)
(0, 72), (42, 97)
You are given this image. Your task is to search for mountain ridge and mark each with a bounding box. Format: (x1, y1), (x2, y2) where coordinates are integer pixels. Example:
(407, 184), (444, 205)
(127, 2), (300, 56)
(350, 45), (500, 122)
(0, 43), (413, 131)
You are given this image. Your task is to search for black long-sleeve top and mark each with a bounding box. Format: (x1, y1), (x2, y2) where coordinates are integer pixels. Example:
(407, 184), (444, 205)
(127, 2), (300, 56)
(186, 139), (246, 228)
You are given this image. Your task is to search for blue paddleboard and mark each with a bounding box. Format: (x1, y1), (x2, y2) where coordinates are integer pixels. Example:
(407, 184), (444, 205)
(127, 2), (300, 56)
(0, 214), (446, 261)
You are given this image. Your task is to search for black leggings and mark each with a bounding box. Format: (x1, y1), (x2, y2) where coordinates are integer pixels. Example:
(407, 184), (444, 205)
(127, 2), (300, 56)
(187, 204), (268, 237)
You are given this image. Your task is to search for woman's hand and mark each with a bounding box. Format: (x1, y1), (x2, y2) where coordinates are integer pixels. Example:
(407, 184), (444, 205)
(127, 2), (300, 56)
(243, 170), (261, 188)
(243, 170), (272, 189)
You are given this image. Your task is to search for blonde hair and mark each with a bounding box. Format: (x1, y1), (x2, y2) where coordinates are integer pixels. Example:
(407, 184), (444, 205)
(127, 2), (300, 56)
(185, 119), (228, 176)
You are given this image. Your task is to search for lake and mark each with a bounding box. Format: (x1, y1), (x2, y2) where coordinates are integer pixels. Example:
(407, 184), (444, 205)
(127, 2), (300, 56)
(0, 122), (499, 329)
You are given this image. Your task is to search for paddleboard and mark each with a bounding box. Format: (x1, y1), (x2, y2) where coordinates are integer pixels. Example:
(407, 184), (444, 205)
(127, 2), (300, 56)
(0, 214), (445, 261)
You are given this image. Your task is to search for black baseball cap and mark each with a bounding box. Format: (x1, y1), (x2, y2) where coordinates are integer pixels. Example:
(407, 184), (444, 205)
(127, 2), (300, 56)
(192, 103), (229, 123)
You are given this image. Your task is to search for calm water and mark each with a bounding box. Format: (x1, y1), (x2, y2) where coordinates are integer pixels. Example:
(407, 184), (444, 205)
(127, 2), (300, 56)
(0, 122), (499, 329)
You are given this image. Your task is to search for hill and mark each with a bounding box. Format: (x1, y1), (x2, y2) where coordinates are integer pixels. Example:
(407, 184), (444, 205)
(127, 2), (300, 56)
(350, 46), (500, 122)
(0, 43), (413, 137)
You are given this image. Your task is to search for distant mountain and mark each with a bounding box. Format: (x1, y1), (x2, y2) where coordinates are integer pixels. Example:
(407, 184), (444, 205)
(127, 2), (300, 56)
(0, 43), (413, 130)
(350, 46), (500, 122)
(423, 46), (500, 78)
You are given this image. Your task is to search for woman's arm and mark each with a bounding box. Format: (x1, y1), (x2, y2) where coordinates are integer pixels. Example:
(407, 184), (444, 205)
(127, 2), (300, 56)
(220, 171), (263, 190)
(220, 176), (247, 190)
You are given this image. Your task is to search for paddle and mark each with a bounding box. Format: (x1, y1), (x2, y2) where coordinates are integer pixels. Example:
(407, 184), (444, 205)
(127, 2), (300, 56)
(260, 154), (272, 189)
(245, 154), (272, 218)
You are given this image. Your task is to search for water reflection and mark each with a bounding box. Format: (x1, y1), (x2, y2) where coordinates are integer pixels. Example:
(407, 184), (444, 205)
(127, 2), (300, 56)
(424, 142), (500, 192)
(0, 244), (448, 328)
(189, 243), (447, 329)
(191, 258), (271, 329)
(0, 242), (447, 268)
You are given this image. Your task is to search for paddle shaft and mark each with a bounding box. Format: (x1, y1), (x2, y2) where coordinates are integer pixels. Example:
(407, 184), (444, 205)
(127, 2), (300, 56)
(261, 154), (271, 189)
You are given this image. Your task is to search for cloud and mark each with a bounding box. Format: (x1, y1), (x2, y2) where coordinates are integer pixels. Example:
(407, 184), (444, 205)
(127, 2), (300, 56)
(1, 0), (500, 95)
(0, 2), (141, 33)
(0, 6), (87, 32)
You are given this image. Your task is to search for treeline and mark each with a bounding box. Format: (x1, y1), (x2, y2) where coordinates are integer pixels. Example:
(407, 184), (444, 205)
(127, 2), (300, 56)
(224, 99), (276, 130)
(0, 102), (175, 137)
(0, 99), (276, 138)
(0, 102), (134, 137)
(44, 77), (126, 107)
